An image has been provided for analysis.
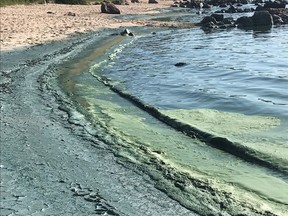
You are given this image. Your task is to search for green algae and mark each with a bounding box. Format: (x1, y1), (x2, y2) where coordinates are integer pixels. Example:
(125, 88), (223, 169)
(56, 33), (288, 215)
(161, 108), (288, 165)
(72, 80), (288, 211)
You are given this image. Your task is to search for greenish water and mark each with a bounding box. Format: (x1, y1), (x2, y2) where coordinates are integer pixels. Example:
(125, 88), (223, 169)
(55, 27), (288, 215)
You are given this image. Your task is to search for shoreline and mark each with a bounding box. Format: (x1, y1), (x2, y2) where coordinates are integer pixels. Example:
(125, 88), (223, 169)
(56, 26), (287, 214)
(1, 3), (287, 215)
(0, 3), (201, 215)
(0, 1), (180, 51)
(1, 23), (200, 215)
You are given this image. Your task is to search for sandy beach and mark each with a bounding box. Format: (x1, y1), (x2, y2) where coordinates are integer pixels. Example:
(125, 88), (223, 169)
(0, 1), (174, 51)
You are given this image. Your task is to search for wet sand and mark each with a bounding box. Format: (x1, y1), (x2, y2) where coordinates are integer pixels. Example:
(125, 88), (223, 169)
(0, 2), (199, 215)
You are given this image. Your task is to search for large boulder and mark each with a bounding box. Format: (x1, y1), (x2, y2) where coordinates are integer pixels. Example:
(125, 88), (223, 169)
(236, 16), (254, 27)
(252, 11), (273, 26)
(101, 2), (121, 14)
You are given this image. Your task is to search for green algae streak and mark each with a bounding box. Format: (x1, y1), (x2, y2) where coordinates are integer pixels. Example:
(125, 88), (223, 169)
(56, 34), (288, 216)
(161, 108), (288, 162)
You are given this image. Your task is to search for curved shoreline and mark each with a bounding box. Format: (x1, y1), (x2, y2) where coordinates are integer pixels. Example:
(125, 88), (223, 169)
(1, 27), (203, 215)
(52, 28), (287, 215)
(2, 3), (287, 216)
(92, 72), (288, 177)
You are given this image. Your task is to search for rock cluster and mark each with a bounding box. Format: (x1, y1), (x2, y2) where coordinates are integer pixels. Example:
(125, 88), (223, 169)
(197, 0), (288, 30)
(172, 0), (287, 11)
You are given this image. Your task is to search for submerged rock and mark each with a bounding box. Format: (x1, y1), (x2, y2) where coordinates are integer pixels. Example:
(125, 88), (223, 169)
(174, 62), (188, 67)
(120, 29), (134, 36)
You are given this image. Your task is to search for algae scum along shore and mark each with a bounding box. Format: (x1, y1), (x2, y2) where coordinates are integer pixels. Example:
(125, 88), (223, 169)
(48, 26), (288, 215)
(1, 2), (288, 215)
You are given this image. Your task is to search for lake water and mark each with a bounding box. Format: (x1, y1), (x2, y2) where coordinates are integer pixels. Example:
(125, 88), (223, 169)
(58, 10), (288, 215)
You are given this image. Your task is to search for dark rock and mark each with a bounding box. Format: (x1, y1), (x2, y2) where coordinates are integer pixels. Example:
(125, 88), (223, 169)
(101, 2), (121, 14)
(219, 3), (227, 8)
(267, 8), (288, 24)
(202, 3), (211, 8)
(252, 11), (273, 26)
(255, 5), (265, 11)
(120, 29), (134, 36)
(243, 8), (252, 12)
(171, 3), (179, 7)
(175, 62), (188, 67)
(226, 5), (237, 13)
(131, 0), (140, 2)
(240, 0), (249, 4)
(236, 16), (254, 27)
(113, 0), (129, 5)
(211, 13), (224, 22)
(201, 16), (217, 25)
(223, 17), (235, 24)
(149, 0), (158, 3)
(264, 1), (286, 9)
(272, 14), (284, 24)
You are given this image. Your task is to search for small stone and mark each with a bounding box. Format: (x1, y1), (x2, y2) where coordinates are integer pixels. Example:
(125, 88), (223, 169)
(174, 62), (188, 67)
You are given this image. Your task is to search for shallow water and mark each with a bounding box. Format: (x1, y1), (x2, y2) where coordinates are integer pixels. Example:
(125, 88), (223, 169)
(57, 19), (288, 215)
(96, 25), (288, 164)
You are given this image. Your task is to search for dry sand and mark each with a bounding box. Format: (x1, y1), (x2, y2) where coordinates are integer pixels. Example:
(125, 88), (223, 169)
(0, 1), (174, 51)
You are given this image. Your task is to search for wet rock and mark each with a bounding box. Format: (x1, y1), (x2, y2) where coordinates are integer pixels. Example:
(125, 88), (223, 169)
(101, 2), (121, 14)
(149, 0), (158, 3)
(226, 5), (237, 13)
(252, 11), (273, 26)
(112, 0), (129, 5)
(240, 0), (249, 4)
(219, 3), (227, 8)
(201, 16), (217, 25)
(268, 8), (288, 24)
(272, 14), (284, 24)
(120, 29), (134, 36)
(174, 62), (188, 67)
(211, 13), (224, 22)
(264, 0), (286, 9)
(236, 16), (254, 28)
(255, 5), (265, 11)
(223, 17), (235, 24)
